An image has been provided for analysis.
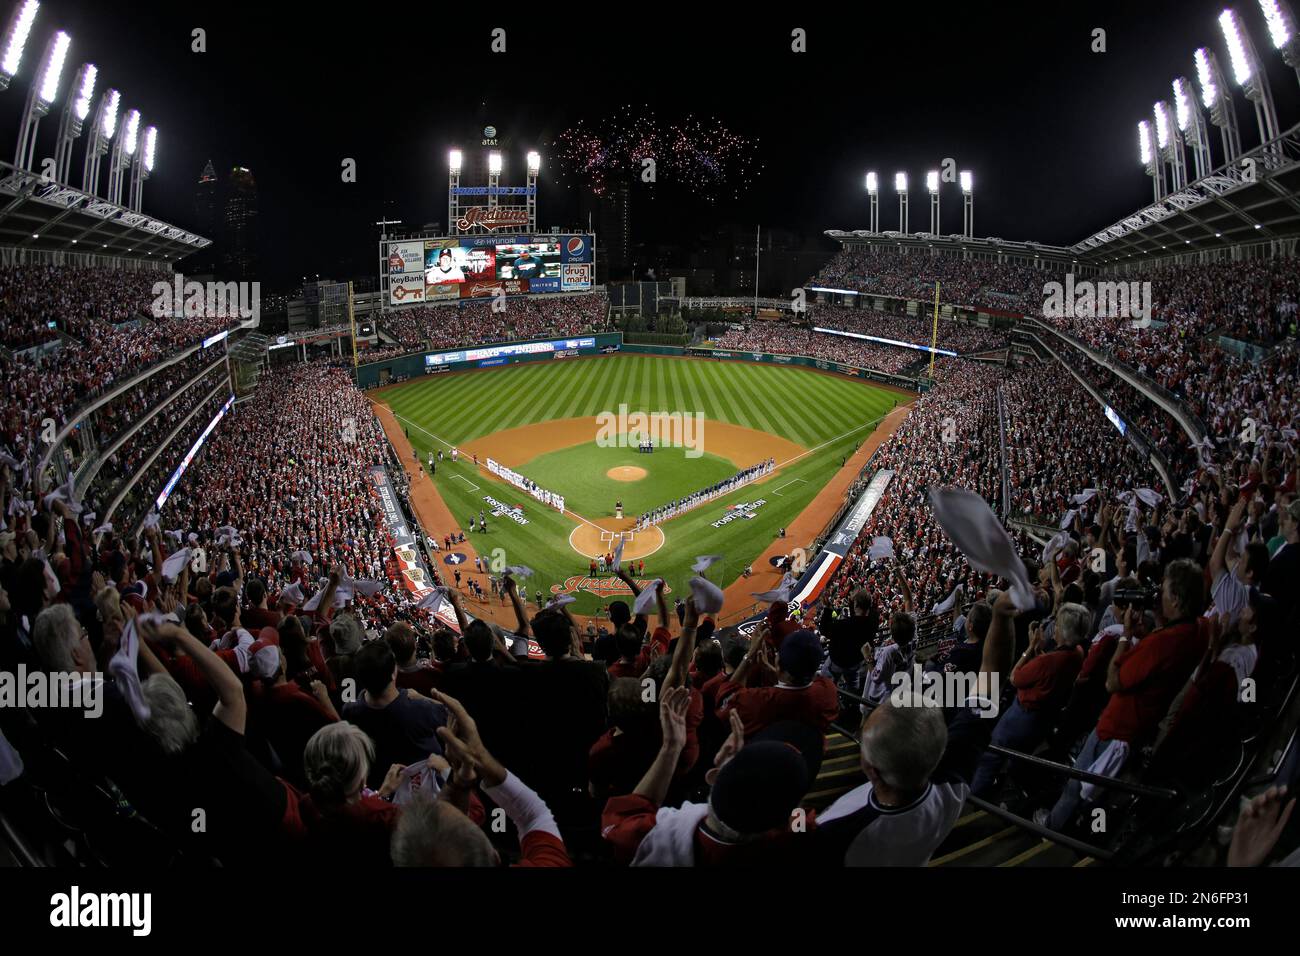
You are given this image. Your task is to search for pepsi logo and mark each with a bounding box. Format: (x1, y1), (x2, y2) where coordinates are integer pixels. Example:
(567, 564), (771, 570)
(566, 236), (585, 256)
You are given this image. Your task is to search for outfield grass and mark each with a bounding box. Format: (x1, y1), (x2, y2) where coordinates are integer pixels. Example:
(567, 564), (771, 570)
(379, 355), (902, 615)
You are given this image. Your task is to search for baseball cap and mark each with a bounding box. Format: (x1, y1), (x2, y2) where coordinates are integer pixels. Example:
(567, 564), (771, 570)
(709, 740), (810, 836)
(777, 629), (823, 685)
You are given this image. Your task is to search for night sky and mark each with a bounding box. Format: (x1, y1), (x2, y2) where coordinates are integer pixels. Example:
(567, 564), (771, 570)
(3, 0), (1297, 289)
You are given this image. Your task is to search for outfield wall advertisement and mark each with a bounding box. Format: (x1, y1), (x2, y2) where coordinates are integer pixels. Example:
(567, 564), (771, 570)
(355, 332), (623, 388)
(682, 346), (920, 390)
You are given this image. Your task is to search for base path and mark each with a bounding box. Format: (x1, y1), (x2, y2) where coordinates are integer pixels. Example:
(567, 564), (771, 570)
(569, 517), (664, 561)
(718, 401), (914, 623)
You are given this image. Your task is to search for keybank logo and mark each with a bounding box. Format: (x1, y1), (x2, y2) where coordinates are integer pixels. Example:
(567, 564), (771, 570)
(50, 886), (151, 936)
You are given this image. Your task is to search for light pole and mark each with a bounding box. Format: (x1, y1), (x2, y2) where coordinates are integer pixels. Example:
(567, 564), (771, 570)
(960, 170), (973, 238)
(1258, 0), (1300, 87)
(1219, 7), (1281, 164)
(1173, 76), (1212, 181)
(865, 171), (879, 232)
(13, 28), (69, 170)
(1195, 46), (1241, 163)
(526, 149), (540, 232)
(106, 106), (138, 206)
(0, 0), (40, 93)
(53, 60), (93, 184)
(447, 148), (461, 234)
(895, 172), (908, 233)
(81, 86), (117, 196)
(926, 170), (940, 235)
(1139, 120), (1164, 202)
(1154, 100), (1186, 192)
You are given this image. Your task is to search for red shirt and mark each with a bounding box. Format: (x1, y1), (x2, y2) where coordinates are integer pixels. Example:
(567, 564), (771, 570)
(395, 663), (441, 696)
(716, 677), (840, 735)
(1096, 619), (1208, 744)
(1012, 647), (1083, 712)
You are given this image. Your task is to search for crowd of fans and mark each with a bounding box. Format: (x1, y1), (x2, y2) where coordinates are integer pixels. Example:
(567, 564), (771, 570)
(378, 294), (608, 356)
(0, 254), (1298, 872)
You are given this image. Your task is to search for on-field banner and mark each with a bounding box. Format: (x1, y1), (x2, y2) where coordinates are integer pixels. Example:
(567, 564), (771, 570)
(424, 336), (597, 366)
(371, 466), (460, 633)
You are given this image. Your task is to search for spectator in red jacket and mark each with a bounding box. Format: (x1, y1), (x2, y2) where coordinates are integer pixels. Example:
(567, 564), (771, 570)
(716, 628), (839, 735)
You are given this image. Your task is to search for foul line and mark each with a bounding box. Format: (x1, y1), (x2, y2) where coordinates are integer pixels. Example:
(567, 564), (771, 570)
(773, 411), (893, 470)
(453, 474), (480, 491)
(771, 477), (808, 497)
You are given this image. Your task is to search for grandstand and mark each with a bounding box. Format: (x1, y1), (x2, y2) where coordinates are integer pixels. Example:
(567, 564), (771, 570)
(3, 2), (1300, 911)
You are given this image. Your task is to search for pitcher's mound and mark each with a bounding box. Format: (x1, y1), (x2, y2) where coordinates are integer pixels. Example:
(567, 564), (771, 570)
(607, 466), (647, 482)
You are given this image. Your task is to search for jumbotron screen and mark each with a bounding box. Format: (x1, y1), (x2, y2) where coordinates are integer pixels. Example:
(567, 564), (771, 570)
(386, 233), (594, 305)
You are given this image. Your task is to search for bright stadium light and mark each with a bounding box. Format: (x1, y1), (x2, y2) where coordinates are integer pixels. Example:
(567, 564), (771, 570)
(71, 60), (94, 119)
(448, 148), (462, 172)
(894, 172), (908, 233)
(1195, 47), (1220, 108)
(959, 170), (973, 193)
(488, 150), (502, 174)
(865, 171), (878, 194)
(926, 170), (939, 193)
(101, 86), (119, 138)
(142, 125), (156, 171)
(0, 0), (39, 90)
(526, 150), (540, 173)
(123, 107), (139, 155)
(894, 171), (907, 192)
(1173, 76), (1192, 130)
(1219, 6), (1282, 156)
(1154, 101), (1171, 149)
(1138, 120), (1153, 165)
(1258, 0), (1300, 78)
(35, 27), (67, 105)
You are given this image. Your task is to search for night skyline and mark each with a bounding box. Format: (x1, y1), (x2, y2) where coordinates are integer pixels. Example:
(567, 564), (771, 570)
(1, 0), (1297, 289)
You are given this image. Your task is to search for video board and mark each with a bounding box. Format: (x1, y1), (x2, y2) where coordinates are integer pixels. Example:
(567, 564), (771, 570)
(386, 233), (594, 305)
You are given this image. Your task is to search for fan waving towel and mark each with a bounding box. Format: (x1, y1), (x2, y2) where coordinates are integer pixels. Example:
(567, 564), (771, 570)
(110, 617), (152, 725)
(928, 486), (1035, 610)
(416, 587), (450, 609)
(868, 536), (894, 560)
(161, 548), (191, 583)
(633, 581), (662, 616)
(504, 565), (534, 580)
(752, 581), (795, 604)
(931, 584), (964, 615)
(689, 577), (725, 614)
(612, 537), (626, 572)
(692, 554), (724, 574)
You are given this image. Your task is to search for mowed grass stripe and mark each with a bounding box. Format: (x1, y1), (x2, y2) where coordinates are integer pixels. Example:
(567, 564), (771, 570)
(461, 364), (548, 436)
(565, 354), (616, 420)
(538, 359), (591, 422)
(737, 365), (811, 446)
(714, 361), (767, 433)
(676, 356), (707, 418)
(688, 357), (745, 428)
(592, 355), (633, 418)
(666, 357), (692, 418)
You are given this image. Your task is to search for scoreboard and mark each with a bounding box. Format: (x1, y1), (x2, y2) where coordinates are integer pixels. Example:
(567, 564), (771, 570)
(384, 233), (595, 306)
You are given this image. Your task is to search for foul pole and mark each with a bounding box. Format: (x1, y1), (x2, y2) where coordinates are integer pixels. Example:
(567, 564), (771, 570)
(348, 280), (358, 368)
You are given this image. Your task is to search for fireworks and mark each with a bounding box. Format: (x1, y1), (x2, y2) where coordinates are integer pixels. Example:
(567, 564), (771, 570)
(552, 105), (761, 203)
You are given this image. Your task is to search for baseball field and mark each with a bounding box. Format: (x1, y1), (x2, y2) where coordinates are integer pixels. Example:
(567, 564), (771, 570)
(370, 354), (906, 621)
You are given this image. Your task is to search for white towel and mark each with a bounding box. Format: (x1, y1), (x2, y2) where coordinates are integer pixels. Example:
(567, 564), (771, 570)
(928, 486), (1034, 611)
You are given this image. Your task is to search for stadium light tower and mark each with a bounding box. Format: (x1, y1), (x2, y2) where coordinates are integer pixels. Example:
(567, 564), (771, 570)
(926, 170), (940, 235)
(106, 105), (138, 206)
(447, 147), (462, 234)
(52, 60), (93, 184)
(1219, 7), (1281, 161)
(1154, 100), (1187, 192)
(128, 123), (154, 212)
(1258, 0), (1300, 84)
(0, 0), (40, 92)
(894, 172), (908, 233)
(1194, 46), (1242, 162)
(487, 149), (502, 217)
(526, 150), (540, 232)
(81, 85), (117, 196)
(865, 171), (879, 232)
(960, 170), (973, 238)
(1173, 75), (1213, 180)
(13, 28), (69, 170)
(1139, 119), (1165, 202)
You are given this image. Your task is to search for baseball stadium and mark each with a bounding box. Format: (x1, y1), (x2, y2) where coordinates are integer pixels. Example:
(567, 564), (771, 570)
(1, 0), (1300, 922)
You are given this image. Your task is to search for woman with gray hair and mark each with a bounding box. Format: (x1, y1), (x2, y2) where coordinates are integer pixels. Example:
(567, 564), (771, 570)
(297, 722), (429, 867)
(970, 602), (1090, 797)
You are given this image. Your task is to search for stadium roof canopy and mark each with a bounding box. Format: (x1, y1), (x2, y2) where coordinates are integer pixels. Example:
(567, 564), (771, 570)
(1067, 122), (1300, 264)
(826, 123), (1300, 271)
(0, 160), (210, 262)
